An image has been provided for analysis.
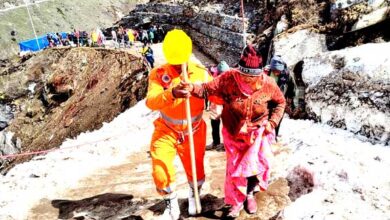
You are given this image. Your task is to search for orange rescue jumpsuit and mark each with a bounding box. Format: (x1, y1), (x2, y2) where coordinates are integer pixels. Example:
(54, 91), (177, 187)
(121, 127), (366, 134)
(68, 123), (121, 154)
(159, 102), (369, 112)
(146, 62), (211, 195)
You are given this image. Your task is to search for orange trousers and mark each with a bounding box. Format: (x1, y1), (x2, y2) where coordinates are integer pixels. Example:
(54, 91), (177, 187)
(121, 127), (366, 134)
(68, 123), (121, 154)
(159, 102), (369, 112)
(150, 118), (206, 195)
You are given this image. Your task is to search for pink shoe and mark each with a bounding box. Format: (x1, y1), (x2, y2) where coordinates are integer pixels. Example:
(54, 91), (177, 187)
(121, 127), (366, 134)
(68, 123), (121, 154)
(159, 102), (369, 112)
(246, 195), (257, 214)
(227, 204), (243, 218)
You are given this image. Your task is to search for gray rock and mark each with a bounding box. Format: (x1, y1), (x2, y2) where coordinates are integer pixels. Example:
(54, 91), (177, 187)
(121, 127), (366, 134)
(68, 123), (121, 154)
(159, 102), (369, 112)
(186, 27), (241, 66)
(0, 105), (14, 131)
(368, 0), (387, 9)
(0, 131), (21, 167)
(351, 7), (390, 32)
(189, 19), (246, 49)
(302, 42), (390, 145)
(273, 29), (328, 68)
(197, 10), (246, 33)
(331, 0), (365, 10)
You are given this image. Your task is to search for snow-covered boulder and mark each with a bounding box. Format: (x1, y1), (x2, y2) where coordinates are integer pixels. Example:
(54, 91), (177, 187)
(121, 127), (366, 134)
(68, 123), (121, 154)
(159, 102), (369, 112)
(331, 0), (386, 11)
(351, 6), (390, 32)
(273, 29), (328, 68)
(303, 42), (390, 145)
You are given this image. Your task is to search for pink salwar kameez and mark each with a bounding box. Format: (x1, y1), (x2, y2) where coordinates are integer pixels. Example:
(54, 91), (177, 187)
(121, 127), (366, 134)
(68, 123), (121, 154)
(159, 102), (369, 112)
(222, 124), (275, 207)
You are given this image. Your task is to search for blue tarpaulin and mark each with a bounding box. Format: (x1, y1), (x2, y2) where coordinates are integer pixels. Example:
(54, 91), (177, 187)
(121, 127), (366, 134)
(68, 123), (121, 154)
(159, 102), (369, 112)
(18, 32), (68, 52)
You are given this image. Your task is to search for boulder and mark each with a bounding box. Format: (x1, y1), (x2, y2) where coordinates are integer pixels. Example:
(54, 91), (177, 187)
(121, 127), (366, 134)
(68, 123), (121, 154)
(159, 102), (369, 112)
(186, 27), (241, 66)
(0, 131), (21, 168)
(234, 178), (291, 220)
(331, 0), (366, 11)
(350, 6), (390, 32)
(273, 29), (328, 68)
(302, 42), (390, 145)
(0, 105), (14, 130)
(197, 10), (247, 33)
(331, 0), (387, 11)
(189, 19), (246, 49)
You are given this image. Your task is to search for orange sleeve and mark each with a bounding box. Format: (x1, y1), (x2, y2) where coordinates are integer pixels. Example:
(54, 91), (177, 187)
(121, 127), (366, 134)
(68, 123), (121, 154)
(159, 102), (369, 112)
(145, 69), (175, 111)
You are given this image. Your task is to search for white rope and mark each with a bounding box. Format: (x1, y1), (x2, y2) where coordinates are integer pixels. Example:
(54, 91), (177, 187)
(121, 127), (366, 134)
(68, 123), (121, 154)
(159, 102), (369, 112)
(24, 0), (41, 50)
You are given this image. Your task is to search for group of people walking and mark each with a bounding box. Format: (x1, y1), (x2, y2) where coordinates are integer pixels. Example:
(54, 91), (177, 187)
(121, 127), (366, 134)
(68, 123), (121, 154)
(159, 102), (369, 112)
(111, 25), (166, 48)
(145, 29), (294, 219)
(45, 28), (107, 49)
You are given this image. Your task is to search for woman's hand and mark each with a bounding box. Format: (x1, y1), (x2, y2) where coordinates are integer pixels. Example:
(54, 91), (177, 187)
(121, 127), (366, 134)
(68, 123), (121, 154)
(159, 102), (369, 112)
(181, 81), (194, 93)
(172, 81), (194, 98)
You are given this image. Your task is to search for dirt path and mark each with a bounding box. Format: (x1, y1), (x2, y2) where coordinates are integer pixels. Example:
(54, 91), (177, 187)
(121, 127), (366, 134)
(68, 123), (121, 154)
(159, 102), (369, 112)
(29, 112), (228, 219)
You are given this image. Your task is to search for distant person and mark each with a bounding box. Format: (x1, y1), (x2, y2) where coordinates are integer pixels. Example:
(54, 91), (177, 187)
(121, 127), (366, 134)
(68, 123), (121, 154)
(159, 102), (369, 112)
(142, 30), (148, 44)
(141, 43), (154, 68)
(111, 29), (118, 47)
(207, 61), (230, 149)
(91, 31), (98, 47)
(56, 33), (63, 46)
(46, 34), (54, 48)
(155, 26), (162, 42)
(133, 29), (139, 41)
(96, 27), (105, 47)
(61, 33), (69, 46)
(264, 55), (296, 139)
(127, 29), (135, 46)
(74, 29), (80, 47)
(148, 30), (155, 44)
(123, 33), (129, 48)
(52, 33), (60, 46)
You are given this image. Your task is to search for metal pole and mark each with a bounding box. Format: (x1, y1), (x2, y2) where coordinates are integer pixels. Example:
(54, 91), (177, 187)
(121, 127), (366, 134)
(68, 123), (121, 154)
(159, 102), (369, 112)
(24, 0), (40, 50)
(240, 0), (246, 48)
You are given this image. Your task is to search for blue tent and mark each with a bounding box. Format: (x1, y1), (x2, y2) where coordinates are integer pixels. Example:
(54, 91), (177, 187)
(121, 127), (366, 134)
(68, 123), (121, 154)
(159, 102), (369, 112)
(19, 32), (68, 52)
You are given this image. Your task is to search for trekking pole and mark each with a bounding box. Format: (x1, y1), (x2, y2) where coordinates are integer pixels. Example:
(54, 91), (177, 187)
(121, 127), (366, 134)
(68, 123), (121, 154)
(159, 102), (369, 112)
(181, 63), (201, 214)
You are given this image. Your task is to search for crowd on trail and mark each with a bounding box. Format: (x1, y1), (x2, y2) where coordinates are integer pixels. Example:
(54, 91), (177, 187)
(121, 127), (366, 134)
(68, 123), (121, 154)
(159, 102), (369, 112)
(45, 25), (165, 69)
(112, 25), (166, 68)
(45, 28), (106, 48)
(45, 25), (165, 54)
(145, 29), (302, 219)
(112, 25), (166, 47)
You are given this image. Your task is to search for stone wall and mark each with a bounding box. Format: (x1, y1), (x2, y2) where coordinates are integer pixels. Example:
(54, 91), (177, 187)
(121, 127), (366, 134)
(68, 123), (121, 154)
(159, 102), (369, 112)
(185, 27), (241, 65)
(117, 2), (248, 65)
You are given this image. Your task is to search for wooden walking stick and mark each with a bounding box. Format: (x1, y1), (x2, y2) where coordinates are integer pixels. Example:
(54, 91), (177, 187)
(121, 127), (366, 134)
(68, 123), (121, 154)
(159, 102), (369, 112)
(181, 63), (202, 214)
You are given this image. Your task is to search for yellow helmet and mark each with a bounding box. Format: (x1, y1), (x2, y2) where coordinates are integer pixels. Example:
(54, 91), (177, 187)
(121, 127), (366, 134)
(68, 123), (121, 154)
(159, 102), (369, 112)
(163, 29), (192, 65)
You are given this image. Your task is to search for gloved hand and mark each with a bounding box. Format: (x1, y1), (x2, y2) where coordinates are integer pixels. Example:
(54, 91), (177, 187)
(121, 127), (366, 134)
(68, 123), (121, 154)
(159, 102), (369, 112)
(172, 81), (193, 98)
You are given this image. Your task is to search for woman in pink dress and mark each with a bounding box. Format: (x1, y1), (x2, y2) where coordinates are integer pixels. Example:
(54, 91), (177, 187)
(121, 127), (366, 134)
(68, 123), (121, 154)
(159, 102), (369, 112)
(174, 45), (286, 217)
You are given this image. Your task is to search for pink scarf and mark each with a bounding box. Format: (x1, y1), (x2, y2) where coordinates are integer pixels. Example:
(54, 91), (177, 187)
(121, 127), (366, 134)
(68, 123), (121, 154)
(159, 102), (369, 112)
(232, 70), (263, 96)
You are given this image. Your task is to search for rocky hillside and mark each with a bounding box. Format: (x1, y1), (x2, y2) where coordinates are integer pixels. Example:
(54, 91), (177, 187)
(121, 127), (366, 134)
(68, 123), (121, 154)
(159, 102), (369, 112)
(0, 47), (148, 172)
(0, 0), (139, 59)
